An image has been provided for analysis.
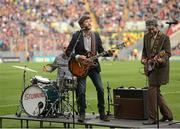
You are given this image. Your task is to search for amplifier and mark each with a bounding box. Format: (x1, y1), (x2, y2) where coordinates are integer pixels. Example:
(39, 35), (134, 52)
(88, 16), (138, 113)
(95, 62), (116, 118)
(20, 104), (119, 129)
(113, 87), (148, 120)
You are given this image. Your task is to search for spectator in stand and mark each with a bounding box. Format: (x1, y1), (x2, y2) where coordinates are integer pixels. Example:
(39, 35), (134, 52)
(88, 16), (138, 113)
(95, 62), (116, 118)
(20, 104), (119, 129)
(0, 0), (178, 52)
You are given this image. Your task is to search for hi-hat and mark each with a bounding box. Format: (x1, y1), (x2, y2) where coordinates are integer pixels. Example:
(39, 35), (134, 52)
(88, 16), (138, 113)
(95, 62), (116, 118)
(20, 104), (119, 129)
(12, 65), (38, 73)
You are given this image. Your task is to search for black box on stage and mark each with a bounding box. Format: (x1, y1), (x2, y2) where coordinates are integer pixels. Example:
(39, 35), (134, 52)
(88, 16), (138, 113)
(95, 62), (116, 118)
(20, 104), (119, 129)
(113, 87), (148, 120)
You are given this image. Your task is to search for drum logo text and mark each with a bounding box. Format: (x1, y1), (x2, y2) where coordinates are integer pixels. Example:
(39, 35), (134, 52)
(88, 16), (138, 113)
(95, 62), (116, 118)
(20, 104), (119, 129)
(24, 93), (44, 100)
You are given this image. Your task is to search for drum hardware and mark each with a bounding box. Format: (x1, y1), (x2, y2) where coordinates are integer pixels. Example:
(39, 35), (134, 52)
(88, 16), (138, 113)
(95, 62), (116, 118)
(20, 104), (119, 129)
(57, 77), (78, 118)
(56, 69), (78, 116)
(86, 101), (95, 115)
(13, 65), (37, 117)
(38, 102), (44, 116)
(43, 102), (58, 118)
(57, 73), (78, 128)
(58, 92), (77, 119)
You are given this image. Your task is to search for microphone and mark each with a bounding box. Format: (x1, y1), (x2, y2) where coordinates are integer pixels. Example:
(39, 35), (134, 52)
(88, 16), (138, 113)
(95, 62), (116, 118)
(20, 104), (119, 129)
(166, 21), (178, 25)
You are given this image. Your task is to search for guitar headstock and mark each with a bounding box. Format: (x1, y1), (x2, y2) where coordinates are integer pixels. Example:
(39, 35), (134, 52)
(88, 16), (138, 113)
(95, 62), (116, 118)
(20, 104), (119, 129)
(115, 42), (127, 49)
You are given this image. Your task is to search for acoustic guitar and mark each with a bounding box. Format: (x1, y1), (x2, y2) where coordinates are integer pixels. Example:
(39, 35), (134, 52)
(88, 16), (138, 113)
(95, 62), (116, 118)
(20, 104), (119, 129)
(68, 42), (126, 77)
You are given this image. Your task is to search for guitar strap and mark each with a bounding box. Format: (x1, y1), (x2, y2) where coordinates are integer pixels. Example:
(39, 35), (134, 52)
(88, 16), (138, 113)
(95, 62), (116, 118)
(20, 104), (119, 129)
(91, 32), (97, 55)
(151, 31), (164, 57)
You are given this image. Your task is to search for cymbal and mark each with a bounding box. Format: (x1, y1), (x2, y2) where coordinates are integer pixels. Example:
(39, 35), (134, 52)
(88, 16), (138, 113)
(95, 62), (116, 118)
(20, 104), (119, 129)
(12, 65), (38, 73)
(46, 64), (68, 67)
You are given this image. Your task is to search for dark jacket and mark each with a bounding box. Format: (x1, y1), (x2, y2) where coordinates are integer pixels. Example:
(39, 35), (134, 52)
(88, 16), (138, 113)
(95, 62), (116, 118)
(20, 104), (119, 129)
(66, 31), (105, 73)
(142, 31), (171, 85)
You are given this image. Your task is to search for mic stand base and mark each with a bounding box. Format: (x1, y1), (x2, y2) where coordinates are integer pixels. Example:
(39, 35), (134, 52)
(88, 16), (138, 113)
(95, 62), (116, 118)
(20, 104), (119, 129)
(15, 100), (24, 117)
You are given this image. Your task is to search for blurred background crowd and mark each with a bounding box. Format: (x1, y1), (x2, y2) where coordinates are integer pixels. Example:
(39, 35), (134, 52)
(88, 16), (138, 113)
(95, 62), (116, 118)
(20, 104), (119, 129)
(0, 0), (179, 61)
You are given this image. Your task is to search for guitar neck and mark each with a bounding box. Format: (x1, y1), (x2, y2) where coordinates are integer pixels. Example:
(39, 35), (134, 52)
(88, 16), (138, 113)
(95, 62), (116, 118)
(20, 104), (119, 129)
(90, 42), (126, 61)
(90, 51), (109, 61)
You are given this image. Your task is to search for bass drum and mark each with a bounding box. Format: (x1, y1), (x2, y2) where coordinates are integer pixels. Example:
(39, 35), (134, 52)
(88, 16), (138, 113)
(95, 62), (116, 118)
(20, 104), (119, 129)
(21, 84), (59, 117)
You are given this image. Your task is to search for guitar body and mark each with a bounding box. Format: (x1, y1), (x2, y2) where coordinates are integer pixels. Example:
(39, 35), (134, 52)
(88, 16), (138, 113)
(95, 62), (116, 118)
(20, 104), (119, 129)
(68, 57), (91, 77)
(144, 50), (166, 76)
(144, 60), (155, 76)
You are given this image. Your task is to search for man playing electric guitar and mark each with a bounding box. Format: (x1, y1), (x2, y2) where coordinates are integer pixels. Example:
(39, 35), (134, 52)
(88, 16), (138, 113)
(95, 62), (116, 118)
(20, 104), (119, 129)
(141, 18), (173, 125)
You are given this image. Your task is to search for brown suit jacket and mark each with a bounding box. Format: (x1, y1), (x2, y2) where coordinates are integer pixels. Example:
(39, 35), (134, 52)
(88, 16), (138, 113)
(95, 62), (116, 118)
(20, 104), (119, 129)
(142, 31), (171, 85)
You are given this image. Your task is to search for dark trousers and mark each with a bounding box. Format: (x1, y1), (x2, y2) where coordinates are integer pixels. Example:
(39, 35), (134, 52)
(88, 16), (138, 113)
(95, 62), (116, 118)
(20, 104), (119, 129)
(76, 69), (105, 115)
(148, 85), (173, 120)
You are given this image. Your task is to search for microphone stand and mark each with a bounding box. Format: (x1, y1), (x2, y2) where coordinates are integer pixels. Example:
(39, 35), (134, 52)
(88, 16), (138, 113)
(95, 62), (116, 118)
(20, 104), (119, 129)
(72, 78), (75, 128)
(165, 22), (180, 127)
(68, 30), (83, 128)
(156, 22), (174, 128)
(68, 30), (83, 60)
(106, 81), (112, 116)
(15, 66), (27, 117)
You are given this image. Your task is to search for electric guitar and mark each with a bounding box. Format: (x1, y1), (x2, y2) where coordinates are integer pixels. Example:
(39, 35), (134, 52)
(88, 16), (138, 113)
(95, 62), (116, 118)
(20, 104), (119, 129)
(68, 42), (126, 77)
(144, 50), (166, 76)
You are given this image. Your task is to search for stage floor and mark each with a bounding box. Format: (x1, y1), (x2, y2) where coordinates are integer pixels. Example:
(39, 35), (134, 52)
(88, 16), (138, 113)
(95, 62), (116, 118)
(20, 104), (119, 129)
(0, 114), (179, 128)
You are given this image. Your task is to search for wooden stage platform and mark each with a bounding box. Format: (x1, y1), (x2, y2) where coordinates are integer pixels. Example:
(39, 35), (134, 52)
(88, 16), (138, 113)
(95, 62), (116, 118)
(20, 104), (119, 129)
(0, 114), (179, 128)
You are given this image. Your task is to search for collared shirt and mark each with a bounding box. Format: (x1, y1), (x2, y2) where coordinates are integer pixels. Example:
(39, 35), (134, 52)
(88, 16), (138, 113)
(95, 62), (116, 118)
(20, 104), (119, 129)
(83, 32), (91, 52)
(150, 32), (158, 49)
(75, 32), (92, 60)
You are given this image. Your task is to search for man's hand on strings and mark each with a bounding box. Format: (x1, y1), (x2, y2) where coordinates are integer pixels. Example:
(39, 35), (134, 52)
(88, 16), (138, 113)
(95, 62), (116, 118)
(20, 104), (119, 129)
(154, 55), (163, 63)
(108, 49), (115, 56)
(77, 55), (92, 64)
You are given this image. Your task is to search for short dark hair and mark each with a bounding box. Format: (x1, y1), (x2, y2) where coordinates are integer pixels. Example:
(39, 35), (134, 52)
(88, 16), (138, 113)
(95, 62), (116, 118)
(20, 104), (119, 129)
(78, 15), (90, 27)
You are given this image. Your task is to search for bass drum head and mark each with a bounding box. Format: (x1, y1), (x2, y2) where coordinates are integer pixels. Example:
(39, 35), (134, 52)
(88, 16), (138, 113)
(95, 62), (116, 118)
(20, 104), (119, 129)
(21, 85), (46, 117)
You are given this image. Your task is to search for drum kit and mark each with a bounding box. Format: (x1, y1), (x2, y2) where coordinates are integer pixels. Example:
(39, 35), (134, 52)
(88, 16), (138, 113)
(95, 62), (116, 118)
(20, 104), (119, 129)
(13, 65), (77, 118)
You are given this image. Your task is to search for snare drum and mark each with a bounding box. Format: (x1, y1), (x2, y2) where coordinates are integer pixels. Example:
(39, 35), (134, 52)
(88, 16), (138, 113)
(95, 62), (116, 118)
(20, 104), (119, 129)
(57, 78), (77, 92)
(21, 83), (59, 117)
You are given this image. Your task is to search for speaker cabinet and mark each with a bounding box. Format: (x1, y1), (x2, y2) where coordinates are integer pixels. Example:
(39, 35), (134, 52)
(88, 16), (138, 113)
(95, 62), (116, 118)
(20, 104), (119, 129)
(113, 87), (148, 120)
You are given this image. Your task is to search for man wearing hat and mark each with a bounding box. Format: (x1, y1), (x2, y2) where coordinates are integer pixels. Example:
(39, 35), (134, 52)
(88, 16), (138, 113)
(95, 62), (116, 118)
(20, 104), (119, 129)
(141, 18), (173, 125)
(66, 14), (112, 122)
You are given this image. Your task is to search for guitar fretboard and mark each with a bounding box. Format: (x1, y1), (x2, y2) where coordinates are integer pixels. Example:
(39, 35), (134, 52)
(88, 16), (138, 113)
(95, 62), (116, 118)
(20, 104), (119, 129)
(90, 42), (126, 61)
(90, 51), (109, 61)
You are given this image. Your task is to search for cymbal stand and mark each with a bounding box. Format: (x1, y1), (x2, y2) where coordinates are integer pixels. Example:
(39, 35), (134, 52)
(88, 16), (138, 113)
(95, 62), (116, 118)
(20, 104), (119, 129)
(86, 100), (95, 115)
(15, 66), (27, 117)
(58, 72), (71, 114)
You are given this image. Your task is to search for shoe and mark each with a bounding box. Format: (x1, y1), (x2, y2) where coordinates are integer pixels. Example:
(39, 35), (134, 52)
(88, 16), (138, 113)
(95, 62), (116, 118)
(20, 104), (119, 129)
(143, 119), (157, 125)
(100, 114), (110, 122)
(159, 117), (173, 122)
(78, 115), (85, 122)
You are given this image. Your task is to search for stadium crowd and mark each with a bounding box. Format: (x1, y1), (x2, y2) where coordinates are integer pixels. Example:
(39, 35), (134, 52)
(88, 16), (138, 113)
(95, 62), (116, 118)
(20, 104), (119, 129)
(0, 0), (179, 54)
